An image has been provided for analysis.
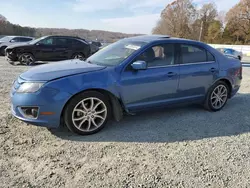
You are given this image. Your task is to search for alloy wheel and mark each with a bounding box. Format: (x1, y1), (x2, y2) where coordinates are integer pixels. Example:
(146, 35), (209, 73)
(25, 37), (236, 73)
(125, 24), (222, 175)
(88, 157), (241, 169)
(71, 97), (107, 132)
(210, 85), (228, 110)
(20, 54), (34, 65)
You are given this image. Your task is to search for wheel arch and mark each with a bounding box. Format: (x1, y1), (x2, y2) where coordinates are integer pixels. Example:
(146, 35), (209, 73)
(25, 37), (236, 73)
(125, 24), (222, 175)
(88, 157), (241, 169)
(17, 51), (35, 58)
(0, 45), (7, 55)
(60, 88), (124, 124)
(0, 45), (7, 49)
(213, 78), (233, 98)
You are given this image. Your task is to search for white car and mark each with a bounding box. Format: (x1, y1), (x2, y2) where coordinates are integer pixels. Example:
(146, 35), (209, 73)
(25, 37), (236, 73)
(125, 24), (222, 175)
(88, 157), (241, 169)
(216, 48), (243, 61)
(0, 36), (34, 56)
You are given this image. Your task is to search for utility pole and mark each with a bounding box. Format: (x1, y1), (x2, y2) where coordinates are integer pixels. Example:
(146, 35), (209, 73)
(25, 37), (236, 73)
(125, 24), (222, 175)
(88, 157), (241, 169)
(199, 21), (203, 41)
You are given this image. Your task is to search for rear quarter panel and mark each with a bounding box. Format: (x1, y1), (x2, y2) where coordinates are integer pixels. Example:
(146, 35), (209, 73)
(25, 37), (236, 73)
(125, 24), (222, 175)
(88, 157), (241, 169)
(215, 53), (242, 94)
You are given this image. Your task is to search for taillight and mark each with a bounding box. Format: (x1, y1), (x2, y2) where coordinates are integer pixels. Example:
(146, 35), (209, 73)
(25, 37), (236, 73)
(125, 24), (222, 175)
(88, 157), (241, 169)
(234, 66), (242, 77)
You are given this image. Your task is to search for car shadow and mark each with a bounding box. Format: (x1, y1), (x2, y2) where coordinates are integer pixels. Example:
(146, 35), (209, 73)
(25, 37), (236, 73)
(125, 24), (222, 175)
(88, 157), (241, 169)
(51, 93), (250, 143)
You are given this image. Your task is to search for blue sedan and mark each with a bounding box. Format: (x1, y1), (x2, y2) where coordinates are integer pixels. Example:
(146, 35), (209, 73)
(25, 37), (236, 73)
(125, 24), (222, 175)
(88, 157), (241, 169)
(11, 35), (242, 135)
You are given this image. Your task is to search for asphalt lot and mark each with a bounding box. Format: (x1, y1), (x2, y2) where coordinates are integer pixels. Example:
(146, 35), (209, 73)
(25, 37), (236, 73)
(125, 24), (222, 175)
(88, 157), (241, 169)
(1, 56), (250, 187)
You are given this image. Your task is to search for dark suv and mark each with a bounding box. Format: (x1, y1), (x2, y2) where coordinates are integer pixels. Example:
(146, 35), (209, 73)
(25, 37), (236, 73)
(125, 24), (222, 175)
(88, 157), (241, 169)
(5, 35), (91, 65)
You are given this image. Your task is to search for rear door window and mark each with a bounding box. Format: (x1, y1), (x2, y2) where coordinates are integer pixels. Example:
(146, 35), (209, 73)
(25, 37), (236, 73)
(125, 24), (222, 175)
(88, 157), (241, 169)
(19, 37), (33, 42)
(181, 44), (215, 64)
(54, 38), (68, 46)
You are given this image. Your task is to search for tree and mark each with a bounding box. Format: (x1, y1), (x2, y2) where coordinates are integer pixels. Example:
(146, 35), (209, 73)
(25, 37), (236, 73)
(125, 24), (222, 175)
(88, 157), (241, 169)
(197, 3), (218, 42)
(152, 1), (220, 42)
(0, 14), (7, 22)
(226, 0), (250, 44)
(207, 20), (223, 43)
(152, 0), (196, 39)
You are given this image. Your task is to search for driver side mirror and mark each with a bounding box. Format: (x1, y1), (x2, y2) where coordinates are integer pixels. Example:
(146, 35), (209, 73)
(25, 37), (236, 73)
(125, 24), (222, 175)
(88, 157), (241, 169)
(10, 39), (16, 43)
(131, 61), (147, 70)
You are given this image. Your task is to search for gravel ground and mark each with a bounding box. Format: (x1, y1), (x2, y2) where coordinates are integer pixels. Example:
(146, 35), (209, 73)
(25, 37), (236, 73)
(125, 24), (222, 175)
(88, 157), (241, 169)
(1, 57), (250, 188)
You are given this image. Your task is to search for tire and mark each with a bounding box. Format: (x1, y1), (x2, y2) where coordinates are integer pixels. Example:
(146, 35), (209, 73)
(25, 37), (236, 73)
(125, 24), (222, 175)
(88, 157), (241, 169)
(0, 46), (6, 56)
(18, 53), (35, 65)
(64, 91), (111, 135)
(204, 81), (230, 112)
(72, 53), (85, 60)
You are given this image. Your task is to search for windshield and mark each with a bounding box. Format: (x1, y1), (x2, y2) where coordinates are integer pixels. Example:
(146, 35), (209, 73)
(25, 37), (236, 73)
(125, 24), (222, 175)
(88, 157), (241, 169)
(0, 36), (13, 42)
(86, 40), (147, 66)
(28, 36), (47, 44)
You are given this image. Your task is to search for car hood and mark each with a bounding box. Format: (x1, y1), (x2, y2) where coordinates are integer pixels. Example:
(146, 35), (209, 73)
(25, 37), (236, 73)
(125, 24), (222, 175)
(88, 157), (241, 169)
(20, 59), (106, 81)
(6, 42), (31, 49)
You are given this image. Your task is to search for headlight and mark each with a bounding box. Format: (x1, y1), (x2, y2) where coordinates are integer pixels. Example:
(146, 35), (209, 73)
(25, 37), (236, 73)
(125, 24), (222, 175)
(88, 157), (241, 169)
(17, 82), (44, 93)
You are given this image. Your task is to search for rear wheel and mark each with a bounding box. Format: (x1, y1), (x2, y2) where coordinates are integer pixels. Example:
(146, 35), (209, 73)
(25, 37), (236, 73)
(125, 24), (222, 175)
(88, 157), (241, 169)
(204, 81), (229, 112)
(18, 53), (35, 65)
(64, 91), (111, 135)
(72, 53), (85, 60)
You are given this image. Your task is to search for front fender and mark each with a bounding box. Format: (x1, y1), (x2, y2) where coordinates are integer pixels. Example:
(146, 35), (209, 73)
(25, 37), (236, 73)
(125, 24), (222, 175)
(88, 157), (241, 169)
(46, 69), (121, 100)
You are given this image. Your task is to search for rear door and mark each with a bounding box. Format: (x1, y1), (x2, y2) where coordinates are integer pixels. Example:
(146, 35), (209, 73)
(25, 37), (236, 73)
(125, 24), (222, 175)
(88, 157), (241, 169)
(53, 38), (72, 60)
(178, 43), (218, 101)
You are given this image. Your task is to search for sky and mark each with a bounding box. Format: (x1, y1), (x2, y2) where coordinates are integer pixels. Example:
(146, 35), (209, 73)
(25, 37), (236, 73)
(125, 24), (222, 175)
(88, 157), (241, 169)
(0, 0), (239, 34)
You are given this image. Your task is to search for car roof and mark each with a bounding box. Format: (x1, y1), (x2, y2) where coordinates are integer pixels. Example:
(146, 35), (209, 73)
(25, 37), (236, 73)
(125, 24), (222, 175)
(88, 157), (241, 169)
(45, 35), (85, 39)
(3, 36), (34, 38)
(123, 35), (206, 45)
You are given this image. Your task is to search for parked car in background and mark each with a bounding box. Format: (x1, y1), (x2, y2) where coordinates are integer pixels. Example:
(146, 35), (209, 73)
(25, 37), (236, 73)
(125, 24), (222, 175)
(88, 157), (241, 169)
(99, 42), (111, 50)
(5, 35), (91, 65)
(10, 35), (242, 135)
(88, 41), (100, 55)
(216, 48), (243, 61)
(0, 36), (34, 56)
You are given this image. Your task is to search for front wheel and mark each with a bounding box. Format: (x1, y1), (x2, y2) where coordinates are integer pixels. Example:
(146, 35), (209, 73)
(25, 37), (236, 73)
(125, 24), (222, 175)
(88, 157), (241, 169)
(18, 53), (35, 65)
(204, 81), (229, 112)
(64, 91), (111, 135)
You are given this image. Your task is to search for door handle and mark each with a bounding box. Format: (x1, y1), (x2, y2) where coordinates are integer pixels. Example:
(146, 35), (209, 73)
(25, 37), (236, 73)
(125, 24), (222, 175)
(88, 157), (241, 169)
(167, 72), (177, 77)
(210, 68), (216, 73)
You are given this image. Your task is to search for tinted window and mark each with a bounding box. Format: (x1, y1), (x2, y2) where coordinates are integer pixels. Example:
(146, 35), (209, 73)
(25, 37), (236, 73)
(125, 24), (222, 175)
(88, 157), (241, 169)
(181, 44), (207, 64)
(19, 37), (33, 42)
(135, 43), (175, 67)
(54, 38), (68, 45)
(11, 37), (19, 42)
(38, 37), (54, 45)
(71, 39), (84, 46)
(207, 51), (215, 61)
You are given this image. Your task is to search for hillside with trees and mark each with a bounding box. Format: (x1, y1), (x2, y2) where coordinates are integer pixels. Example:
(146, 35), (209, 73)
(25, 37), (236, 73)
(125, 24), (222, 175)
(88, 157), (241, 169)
(1, 0), (250, 44)
(153, 0), (250, 44)
(0, 14), (139, 42)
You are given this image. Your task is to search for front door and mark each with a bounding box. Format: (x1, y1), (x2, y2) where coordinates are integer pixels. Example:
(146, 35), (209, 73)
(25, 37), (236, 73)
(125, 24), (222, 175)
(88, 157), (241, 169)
(119, 43), (180, 112)
(35, 37), (55, 61)
(177, 44), (219, 101)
